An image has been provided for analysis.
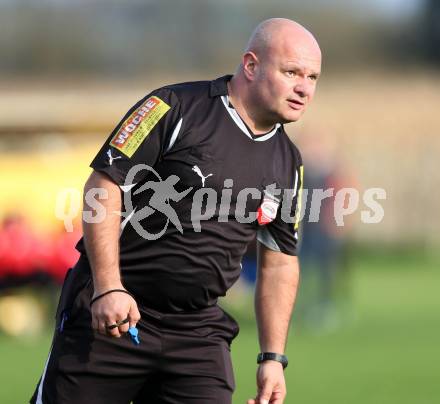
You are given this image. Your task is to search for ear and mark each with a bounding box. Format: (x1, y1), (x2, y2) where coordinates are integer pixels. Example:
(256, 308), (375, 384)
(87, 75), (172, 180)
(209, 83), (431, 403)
(242, 51), (259, 81)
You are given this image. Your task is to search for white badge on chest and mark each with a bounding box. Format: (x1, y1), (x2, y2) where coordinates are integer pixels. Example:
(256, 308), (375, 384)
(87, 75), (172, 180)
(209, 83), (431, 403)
(257, 190), (280, 225)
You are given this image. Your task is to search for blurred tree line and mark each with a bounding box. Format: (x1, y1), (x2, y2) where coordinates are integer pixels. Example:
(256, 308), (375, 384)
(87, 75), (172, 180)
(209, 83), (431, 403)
(0, 0), (438, 76)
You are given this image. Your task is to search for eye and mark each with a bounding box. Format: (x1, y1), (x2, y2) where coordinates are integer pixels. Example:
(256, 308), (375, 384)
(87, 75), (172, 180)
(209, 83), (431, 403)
(286, 70), (296, 78)
(308, 74), (318, 81)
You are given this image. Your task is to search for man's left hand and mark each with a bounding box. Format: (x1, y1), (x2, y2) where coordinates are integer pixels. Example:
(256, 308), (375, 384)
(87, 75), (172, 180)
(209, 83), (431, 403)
(247, 361), (286, 404)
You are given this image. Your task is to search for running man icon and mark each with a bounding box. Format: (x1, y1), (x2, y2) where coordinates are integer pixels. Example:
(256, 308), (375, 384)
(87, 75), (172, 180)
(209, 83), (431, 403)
(132, 174), (192, 233)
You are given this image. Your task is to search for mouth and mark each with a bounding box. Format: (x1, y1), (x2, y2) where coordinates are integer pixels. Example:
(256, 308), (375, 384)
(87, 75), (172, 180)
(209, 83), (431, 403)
(287, 99), (305, 110)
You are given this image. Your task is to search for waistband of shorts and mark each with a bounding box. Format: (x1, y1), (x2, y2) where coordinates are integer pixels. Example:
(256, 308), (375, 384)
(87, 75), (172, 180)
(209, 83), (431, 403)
(138, 302), (221, 320)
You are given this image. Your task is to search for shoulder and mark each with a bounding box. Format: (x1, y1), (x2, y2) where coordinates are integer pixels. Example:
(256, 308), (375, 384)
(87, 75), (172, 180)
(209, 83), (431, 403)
(128, 80), (209, 117)
(163, 80), (211, 103)
(141, 80), (212, 115)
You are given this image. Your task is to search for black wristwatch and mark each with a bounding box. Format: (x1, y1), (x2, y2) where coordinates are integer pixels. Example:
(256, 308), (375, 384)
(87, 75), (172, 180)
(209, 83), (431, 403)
(257, 352), (288, 369)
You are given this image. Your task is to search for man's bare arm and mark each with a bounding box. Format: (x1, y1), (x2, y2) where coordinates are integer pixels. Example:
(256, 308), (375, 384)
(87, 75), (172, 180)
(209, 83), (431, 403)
(82, 170), (140, 337)
(83, 170), (123, 293)
(255, 245), (299, 353)
(248, 243), (300, 404)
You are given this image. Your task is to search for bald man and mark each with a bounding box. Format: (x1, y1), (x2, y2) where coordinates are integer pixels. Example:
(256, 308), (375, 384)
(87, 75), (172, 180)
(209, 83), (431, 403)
(31, 18), (321, 404)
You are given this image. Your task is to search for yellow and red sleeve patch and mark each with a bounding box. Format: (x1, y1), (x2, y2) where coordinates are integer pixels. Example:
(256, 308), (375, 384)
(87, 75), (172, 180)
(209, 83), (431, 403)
(110, 96), (170, 157)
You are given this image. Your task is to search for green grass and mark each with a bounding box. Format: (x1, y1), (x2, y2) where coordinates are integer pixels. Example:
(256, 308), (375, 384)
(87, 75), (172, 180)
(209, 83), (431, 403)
(1, 253), (439, 404)
(230, 253), (440, 404)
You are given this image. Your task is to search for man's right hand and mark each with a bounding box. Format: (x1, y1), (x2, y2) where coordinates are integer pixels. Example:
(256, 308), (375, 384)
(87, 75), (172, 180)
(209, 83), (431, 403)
(91, 289), (141, 338)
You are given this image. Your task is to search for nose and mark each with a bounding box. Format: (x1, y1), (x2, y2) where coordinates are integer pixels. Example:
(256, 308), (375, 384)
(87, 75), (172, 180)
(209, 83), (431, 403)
(294, 78), (311, 99)
(294, 86), (306, 99)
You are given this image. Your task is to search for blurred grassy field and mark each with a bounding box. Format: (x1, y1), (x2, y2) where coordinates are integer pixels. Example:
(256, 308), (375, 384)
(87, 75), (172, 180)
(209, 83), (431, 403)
(0, 251), (438, 404)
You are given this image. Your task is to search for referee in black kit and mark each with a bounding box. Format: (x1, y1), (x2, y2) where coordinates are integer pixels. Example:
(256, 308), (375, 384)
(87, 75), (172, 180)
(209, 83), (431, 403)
(31, 18), (321, 404)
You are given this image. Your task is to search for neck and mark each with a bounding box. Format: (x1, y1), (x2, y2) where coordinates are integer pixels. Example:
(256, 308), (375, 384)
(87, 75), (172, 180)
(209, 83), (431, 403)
(228, 75), (275, 134)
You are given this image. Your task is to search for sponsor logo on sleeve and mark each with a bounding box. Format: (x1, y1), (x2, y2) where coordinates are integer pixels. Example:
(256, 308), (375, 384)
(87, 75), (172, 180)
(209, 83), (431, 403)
(110, 96), (170, 157)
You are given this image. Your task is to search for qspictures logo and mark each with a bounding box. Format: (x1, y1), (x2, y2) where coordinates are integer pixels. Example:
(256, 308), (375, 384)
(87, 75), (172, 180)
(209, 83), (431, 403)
(55, 164), (386, 239)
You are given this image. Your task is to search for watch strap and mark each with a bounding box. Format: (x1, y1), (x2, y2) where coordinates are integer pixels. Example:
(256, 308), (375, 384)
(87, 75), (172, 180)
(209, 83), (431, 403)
(257, 352), (288, 369)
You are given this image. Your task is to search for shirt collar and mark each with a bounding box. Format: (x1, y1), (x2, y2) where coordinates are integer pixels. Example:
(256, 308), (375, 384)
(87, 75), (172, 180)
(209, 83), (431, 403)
(209, 74), (233, 97)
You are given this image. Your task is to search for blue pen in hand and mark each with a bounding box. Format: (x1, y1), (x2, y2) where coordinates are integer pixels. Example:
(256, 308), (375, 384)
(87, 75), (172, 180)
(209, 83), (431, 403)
(128, 326), (140, 345)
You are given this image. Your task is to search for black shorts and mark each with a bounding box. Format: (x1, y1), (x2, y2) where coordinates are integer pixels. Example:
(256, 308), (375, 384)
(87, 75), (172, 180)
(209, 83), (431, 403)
(30, 258), (239, 404)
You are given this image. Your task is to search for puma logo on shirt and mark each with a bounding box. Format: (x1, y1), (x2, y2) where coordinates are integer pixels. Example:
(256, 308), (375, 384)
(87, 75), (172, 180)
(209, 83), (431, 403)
(192, 165), (213, 187)
(107, 149), (122, 166)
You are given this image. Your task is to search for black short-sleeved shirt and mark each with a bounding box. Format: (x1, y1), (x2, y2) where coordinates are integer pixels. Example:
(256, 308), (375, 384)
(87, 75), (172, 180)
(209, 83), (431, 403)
(76, 75), (303, 312)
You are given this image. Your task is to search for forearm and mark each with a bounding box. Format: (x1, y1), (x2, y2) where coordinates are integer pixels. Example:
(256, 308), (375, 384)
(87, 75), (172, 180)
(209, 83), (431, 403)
(255, 247), (300, 353)
(82, 171), (123, 293)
